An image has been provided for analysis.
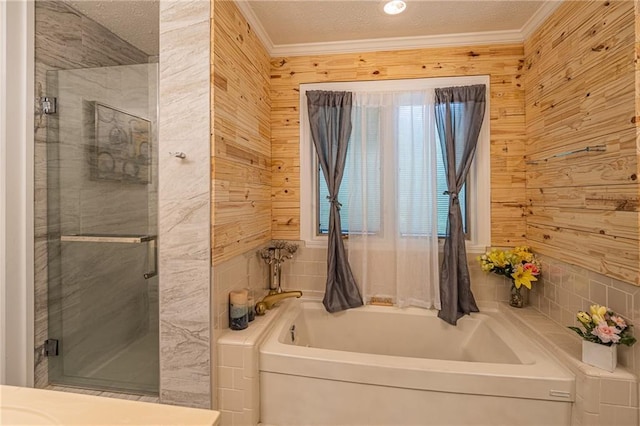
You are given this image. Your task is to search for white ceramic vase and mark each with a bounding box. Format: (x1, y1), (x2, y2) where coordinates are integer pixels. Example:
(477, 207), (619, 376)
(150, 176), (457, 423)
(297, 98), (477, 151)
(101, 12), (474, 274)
(582, 340), (617, 372)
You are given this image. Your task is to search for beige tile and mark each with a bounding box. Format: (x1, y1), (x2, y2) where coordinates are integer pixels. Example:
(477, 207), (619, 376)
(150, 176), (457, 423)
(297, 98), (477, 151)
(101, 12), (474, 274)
(243, 347), (256, 378)
(544, 282), (557, 303)
(218, 366), (234, 389)
(549, 301), (563, 325)
(608, 286), (629, 318)
(233, 368), (245, 390)
(243, 378), (256, 409)
(221, 389), (244, 412)
(573, 275), (590, 299)
(220, 344), (244, 368)
(220, 410), (233, 426)
(582, 376), (601, 410)
(600, 379), (632, 406)
(581, 412), (599, 426)
(599, 404), (638, 426)
(232, 410), (251, 426)
(589, 280), (607, 306)
(561, 308), (577, 327)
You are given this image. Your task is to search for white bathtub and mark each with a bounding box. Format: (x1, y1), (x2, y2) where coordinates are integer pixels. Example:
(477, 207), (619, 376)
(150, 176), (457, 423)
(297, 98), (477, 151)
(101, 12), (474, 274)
(259, 300), (575, 426)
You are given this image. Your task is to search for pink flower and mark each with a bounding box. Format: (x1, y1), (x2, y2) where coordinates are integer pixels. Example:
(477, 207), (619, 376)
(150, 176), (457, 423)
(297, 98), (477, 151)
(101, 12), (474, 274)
(523, 263), (540, 275)
(610, 315), (627, 330)
(592, 323), (621, 344)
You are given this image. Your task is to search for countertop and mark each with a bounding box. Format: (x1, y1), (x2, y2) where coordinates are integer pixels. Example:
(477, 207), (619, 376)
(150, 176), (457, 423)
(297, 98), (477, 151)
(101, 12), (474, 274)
(0, 385), (220, 425)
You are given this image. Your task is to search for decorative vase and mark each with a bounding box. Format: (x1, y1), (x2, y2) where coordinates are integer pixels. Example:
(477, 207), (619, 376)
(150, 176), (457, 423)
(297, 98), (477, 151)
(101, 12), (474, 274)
(582, 340), (617, 372)
(509, 283), (524, 308)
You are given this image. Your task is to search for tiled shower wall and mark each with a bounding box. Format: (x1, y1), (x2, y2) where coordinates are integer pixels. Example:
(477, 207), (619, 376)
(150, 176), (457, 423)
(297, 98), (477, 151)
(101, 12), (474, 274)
(33, 0), (151, 389)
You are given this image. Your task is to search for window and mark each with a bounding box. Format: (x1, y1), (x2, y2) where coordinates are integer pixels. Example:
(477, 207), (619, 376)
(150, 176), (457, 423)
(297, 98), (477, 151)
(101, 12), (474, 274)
(301, 77), (490, 252)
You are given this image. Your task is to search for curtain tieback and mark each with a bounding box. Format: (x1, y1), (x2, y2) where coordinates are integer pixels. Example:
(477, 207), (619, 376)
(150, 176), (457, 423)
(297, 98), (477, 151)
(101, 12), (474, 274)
(443, 190), (458, 200)
(327, 195), (342, 210)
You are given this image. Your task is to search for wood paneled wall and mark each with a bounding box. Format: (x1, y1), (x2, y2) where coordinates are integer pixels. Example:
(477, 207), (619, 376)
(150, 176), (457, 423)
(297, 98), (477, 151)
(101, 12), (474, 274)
(270, 45), (527, 246)
(524, 1), (640, 285)
(211, 1), (272, 264)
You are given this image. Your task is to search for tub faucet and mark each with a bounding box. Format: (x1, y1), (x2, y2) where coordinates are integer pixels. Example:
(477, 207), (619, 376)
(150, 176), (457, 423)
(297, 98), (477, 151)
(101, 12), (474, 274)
(255, 290), (302, 316)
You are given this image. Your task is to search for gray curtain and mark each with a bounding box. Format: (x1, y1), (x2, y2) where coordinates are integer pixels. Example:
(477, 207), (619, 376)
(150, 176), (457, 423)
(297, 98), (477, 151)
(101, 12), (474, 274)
(435, 84), (486, 325)
(307, 90), (364, 313)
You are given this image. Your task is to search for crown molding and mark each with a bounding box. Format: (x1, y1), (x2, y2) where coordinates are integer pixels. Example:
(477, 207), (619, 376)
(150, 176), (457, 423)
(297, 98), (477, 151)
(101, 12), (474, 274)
(234, 0), (563, 58)
(271, 30), (524, 57)
(521, 0), (564, 40)
(234, 0), (274, 54)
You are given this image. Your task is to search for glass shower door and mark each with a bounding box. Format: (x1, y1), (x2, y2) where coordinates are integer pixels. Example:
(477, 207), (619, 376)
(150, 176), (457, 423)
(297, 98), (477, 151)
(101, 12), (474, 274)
(46, 63), (159, 394)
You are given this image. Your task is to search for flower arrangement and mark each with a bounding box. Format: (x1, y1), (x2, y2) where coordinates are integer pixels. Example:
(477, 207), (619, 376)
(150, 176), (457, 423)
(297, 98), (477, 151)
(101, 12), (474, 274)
(477, 246), (541, 290)
(568, 305), (636, 347)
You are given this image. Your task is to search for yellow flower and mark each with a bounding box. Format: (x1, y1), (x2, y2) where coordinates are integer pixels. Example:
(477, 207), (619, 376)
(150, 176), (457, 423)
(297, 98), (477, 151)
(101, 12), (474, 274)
(488, 249), (508, 268)
(590, 304), (607, 324)
(577, 311), (591, 325)
(512, 246), (534, 263)
(511, 264), (538, 289)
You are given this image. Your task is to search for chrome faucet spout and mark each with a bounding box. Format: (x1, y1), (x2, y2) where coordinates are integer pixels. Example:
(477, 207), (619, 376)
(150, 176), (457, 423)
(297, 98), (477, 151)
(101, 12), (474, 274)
(255, 290), (302, 315)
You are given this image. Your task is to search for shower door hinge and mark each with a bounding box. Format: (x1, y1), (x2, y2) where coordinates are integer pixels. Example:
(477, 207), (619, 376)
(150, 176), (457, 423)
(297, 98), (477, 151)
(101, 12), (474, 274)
(44, 339), (59, 357)
(40, 97), (57, 115)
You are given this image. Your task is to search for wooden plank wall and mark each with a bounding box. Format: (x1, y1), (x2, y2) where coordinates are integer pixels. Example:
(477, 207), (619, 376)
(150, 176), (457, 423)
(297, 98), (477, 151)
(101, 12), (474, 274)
(270, 45), (527, 246)
(524, 0), (640, 285)
(211, 1), (272, 264)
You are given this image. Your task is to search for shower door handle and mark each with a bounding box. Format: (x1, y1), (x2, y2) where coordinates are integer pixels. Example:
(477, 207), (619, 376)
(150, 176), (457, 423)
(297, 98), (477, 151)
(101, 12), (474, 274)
(60, 233), (158, 279)
(143, 236), (157, 280)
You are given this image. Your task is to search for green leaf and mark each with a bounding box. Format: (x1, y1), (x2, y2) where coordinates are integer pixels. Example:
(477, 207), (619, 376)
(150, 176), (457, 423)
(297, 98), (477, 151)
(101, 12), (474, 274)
(620, 335), (637, 347)
(567, 326), (585, 339)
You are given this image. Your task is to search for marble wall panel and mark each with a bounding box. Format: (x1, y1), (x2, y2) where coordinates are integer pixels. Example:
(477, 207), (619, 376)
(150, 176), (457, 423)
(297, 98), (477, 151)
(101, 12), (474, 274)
(158, 0), (211, 409)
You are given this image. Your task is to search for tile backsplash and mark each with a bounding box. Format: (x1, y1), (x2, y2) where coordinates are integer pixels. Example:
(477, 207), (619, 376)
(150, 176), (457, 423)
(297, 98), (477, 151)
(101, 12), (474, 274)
(212, 247), (270, 332)
(529, 254), (640, 376)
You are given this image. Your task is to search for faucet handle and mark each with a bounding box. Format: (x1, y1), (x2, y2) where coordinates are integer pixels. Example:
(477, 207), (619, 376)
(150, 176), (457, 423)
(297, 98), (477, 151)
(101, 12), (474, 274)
(255, 302), (267, 316)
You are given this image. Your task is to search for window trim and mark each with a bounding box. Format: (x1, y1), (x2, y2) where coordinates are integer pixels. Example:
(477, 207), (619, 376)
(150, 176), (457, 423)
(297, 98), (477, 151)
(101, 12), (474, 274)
(300, 76), (491, 253)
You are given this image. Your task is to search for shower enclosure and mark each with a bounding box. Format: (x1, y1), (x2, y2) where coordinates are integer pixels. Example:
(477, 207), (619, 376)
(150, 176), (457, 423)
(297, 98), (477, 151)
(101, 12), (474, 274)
(45, 63), (159, 394)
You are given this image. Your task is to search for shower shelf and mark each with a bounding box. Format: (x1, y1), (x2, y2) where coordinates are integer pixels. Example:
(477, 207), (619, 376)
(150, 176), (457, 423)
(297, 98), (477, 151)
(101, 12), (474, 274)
(60, 234), (156, 244)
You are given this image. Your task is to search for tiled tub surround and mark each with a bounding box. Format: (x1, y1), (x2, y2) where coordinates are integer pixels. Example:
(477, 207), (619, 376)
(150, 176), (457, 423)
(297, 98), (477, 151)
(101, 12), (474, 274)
(529, 254), (640, 371)
(216, 299), (292, 426)
(217, 242), (640, 425)
(219, 298), (638, 426)
(506, 305), (638, 426)
(260, 300), (575, 426)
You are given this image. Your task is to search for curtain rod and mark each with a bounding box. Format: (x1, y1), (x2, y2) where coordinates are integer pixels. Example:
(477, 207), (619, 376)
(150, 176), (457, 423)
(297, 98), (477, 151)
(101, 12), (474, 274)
(525, 144), (607, 165)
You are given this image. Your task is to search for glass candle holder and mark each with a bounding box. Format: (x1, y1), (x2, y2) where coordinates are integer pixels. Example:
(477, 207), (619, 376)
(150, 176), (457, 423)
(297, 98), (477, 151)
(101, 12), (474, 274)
(246, 288), (255, 322)
(229, 290), (248, 330)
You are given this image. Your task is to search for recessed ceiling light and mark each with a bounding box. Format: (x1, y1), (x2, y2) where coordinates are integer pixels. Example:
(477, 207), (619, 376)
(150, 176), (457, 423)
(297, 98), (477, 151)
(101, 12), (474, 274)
(384, 0), (406, 15)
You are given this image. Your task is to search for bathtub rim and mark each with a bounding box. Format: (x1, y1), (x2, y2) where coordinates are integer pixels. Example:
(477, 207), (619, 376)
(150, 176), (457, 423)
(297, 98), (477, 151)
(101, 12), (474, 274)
(276, 301), (539, 365)
(259, 299), (575, 403)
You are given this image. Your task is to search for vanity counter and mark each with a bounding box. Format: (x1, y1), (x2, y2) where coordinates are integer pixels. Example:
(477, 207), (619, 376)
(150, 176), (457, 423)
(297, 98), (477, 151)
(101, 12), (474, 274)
(0, 385), (220, 425)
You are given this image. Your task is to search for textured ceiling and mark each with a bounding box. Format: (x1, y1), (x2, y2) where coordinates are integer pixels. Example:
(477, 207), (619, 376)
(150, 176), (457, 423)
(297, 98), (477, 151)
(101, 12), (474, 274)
(247, 0), (546, 45)
(67, 0), (552, 58)
(67, 0), (159, 56)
